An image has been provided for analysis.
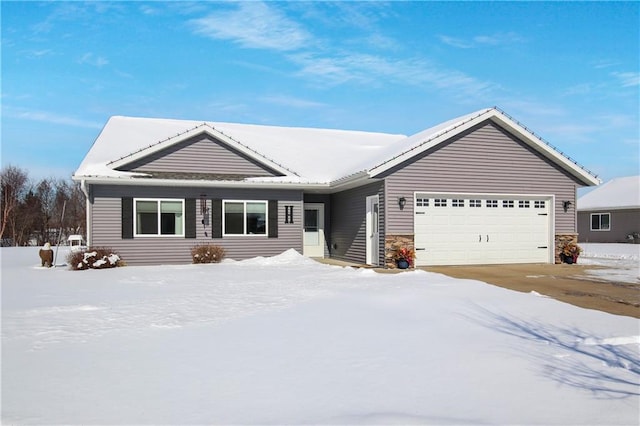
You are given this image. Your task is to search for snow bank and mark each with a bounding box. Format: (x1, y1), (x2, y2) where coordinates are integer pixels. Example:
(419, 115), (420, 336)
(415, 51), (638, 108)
(578, 243), (639, 284)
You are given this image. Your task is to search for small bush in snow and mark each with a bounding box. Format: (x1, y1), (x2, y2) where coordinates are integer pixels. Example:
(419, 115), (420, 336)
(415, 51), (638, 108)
(67, 247), (125, 270)
(191, 244), (226, 264)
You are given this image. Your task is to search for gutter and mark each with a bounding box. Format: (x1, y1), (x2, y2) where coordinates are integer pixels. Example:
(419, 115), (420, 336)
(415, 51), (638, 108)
(74, 175), (333, 191)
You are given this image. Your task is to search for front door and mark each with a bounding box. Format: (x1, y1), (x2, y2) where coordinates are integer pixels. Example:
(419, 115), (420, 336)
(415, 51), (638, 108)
(366, 195), (380, 265)
(303, 203), (325, 258)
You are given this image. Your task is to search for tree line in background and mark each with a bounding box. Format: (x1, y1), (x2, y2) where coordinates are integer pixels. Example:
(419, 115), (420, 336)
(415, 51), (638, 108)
(1, 165), (86, 247)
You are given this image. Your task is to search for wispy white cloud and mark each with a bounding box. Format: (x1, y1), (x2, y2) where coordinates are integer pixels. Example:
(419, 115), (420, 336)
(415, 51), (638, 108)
(260, 95), (326, 109)
(289, 52), (496, 99)
(29, 49), (54, 58)
(438, 35), (473, 49)
(591, 59), (621, 69)
(188, 2), (496, 100)
(439, 32), (525, 49)
(190, 2), (310, 51)
(611, 71), (640, 87)
(2, 106), (103, 129)
(78, 52), (109, 68)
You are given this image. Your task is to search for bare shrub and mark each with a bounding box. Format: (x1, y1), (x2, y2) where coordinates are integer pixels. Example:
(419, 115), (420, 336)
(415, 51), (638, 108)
(68, 247), (124, 270)
(191, 244), (226, 264)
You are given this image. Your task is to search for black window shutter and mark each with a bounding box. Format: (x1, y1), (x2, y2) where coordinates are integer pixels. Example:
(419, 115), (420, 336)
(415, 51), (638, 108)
(268, 200), (278, 238)
(121, 197), (133, 239)
(211, 199), (222, 238)
(185, 198), (196, 238)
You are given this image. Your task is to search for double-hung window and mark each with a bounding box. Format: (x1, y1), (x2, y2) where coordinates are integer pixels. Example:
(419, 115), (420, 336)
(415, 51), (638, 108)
(135, 199), (184, 236)
(590, 213), (611, 231)
(224, 201), (267, 235)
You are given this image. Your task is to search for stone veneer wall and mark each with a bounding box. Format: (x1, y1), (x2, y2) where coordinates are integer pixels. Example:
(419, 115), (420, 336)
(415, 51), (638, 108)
(555, 233), (579, 264)
(385, 234), (415, 269)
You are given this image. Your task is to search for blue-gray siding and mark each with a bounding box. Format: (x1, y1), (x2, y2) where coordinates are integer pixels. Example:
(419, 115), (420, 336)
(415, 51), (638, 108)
(119, 134), (279, 177)
(380, 122), (584, 235)
(89, 184), (303, 265)
(330, 182), (384, 264)
(578, 209), (640, 243)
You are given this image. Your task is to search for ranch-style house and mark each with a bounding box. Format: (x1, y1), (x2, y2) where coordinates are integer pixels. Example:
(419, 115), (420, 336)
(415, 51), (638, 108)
(72, 107), (600, 267)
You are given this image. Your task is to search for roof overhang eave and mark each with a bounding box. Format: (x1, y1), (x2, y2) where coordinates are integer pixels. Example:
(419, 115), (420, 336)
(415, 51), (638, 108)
(73, 175), (330, 191)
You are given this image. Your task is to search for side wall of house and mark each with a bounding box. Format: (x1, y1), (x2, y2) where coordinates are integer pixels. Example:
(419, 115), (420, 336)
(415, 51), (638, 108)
(380, 122), (583, 235)
(578, 209), (640, 243)
(118, 134), (279, 177)
(329, 181), (384, 264)
(88, 184), (303, 265)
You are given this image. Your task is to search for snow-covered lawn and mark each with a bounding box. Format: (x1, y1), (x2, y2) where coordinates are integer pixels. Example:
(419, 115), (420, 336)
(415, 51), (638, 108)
(579, 243), (640, 285)
(2, 246), (639, 425)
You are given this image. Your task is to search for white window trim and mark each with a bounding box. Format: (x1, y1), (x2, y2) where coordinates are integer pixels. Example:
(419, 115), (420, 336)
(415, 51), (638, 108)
(590, 212), (611, 232)
(133, 198), (185, 237)
(222, 200), (269, 237)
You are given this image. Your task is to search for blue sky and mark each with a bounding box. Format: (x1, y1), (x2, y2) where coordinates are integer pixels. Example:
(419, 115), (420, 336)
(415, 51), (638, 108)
(2, 1), (638, 185)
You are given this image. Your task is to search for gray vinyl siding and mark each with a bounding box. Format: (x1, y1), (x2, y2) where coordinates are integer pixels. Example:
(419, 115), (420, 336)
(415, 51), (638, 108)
(381, 122), (583, 235)
(330, 182), (384, 264)
(118, 134), (279, 177)
(578, 209), (640, 243)
(89, 184), (303, 265)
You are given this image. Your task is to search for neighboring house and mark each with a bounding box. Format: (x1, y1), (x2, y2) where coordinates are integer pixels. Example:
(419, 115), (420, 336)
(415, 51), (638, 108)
(577, 176), (640, 243)
(72, 107), (599, 267)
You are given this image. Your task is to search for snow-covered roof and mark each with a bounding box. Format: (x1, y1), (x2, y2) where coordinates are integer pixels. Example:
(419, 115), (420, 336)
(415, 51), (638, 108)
(75, 116), (405, 183)
(73, 107), (599, 188)
(578, 175), (640, 211)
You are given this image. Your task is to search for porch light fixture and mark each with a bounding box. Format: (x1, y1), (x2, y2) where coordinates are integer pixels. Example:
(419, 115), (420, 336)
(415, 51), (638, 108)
(398, 197), (407, 210)
(563, 200), (572, 212)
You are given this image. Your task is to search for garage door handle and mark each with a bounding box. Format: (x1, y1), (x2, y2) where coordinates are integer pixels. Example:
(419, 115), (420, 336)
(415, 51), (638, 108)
(415, 248), (426, 251)
(479, 234), (482, 242)
(538, 246), (548, 249)
(487, 235), (489, 242)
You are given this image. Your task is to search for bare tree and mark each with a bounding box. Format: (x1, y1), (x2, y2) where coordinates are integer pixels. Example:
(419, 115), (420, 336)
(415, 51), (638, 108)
(1, 166), (29, 245)
(1, 166), (85, 246)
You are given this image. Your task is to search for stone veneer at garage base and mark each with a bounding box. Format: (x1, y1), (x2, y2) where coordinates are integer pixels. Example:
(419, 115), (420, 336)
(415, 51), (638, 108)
(384, 234), (578, 268)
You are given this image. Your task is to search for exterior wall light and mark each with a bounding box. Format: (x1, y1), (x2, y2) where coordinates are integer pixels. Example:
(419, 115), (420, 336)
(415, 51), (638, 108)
(398, 197), (407, 210)
(563, 200), (572, 212)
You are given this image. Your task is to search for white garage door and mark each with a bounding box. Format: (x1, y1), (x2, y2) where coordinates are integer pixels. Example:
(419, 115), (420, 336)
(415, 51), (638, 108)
(414, 193), (552, 266)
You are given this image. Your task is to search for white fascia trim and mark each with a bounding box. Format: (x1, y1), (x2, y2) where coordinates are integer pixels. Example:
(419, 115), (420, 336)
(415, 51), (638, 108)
(76, 176), (329, 191)
(106, 124), (297, 178)
(329, 171), (374, 192)
(368, 108), (600, 187)
(578, 206), (640, 212)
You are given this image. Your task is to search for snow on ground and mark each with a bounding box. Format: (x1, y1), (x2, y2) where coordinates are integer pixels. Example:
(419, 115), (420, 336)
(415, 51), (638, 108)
(2, 247), (639, 425)
(578, 243), (640, 284)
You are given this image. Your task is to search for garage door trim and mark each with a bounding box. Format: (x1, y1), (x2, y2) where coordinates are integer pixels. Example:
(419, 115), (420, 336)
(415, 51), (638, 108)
(413, 191), (555, 266)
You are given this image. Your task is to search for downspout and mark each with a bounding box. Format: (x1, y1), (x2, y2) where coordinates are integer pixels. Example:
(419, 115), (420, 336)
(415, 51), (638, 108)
(80, 179), (91, 247)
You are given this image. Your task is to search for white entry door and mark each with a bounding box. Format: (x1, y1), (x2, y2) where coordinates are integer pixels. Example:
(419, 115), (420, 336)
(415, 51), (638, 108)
(303, 203), (325, 258)
(366, 195), (380, 266)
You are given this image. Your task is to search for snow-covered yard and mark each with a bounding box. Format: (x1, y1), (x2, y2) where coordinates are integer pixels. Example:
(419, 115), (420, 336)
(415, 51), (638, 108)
(2, 245), (639, 425)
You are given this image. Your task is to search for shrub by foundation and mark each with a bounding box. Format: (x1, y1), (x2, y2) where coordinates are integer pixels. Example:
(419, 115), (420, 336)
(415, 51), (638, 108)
(191, 244), (226, 264)
(68, 247), (124, 270)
